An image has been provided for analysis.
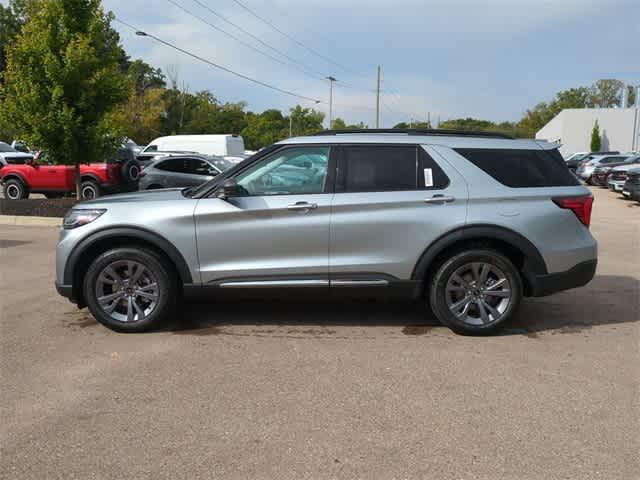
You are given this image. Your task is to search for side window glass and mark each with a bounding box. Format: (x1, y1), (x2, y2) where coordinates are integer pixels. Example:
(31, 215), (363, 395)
(341, 145), (417, 192)
(191, 159), (218, 176)
(235, 147), (329, 196)
(419, 147), (450, 189)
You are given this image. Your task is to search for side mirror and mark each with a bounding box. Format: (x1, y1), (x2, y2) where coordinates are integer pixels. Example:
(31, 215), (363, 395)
(215, 179), (243, 199)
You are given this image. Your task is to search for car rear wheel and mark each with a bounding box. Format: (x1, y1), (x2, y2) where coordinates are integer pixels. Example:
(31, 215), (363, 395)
(3, 178), (29, 199)
(80, 180), (100, 200)
(83, 247), (176, 332)
(429, 249), (522, 335)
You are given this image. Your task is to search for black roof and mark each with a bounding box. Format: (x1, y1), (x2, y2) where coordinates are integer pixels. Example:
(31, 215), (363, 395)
(312, 128), (514, 140)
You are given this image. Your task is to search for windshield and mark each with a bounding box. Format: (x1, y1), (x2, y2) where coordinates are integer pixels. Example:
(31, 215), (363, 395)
(0, 142), (17, 153)
(210, 157), (234, 172)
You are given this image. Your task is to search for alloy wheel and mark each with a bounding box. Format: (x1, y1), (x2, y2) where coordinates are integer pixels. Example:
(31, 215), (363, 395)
(7, 184), (21, 199)
(445, 262), (512, 326)
(95, 260), (160, 323)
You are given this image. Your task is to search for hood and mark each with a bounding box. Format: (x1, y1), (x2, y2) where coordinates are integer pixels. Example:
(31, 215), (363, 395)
(0, 151), (33, 158)
(612, 162), (640, 172)
(78, 188), (187, 207)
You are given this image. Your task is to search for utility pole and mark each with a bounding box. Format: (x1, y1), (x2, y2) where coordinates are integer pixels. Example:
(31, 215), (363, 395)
(289, 114), (293, 137)
(326, 76), (336, 129)
(375, 65), (381, 128)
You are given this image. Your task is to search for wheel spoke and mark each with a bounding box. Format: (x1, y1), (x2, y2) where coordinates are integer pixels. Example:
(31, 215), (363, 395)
(132, 298), (146, 321)
(103, 297), (121, 313)
(137, 282), (157, 292)
(130, 263), (145, 285)
(451, 273), (470, 289)
(476, 300), (490, 324)
(450, 296), (472, 315)
(483, 289), (511, 298)
(485, 278), (507, 290)
(478, 264), (490, 285)
(98, 291), (123, 305)
(104, 266), (122, 283)
(135, 290), (158, 301)
(126, 297), (134, 322)
(481, 300), (502, 321)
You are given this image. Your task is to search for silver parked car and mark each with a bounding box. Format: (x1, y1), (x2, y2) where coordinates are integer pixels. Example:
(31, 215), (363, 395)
(55, 129), (597, 335)
(138, 154), (234, 190)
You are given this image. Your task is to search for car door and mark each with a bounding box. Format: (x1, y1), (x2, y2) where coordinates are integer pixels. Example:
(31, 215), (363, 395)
(184, 158), (218, 187)
(194, 145), (335, 287)
(329, 144), (468, 285)
(155, 158), (193, 188)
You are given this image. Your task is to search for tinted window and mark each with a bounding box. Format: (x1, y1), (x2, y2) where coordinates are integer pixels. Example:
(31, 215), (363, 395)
(235, 146), (329, 196)
(145, 145), (158, 152)
(0, 142), (16, 153)
(155, 158), (188, 173)
(454, 148), (579, 187)
(419, 147), (450, 189)
(600, 156), (625, 164)
(189, 159), (218, 176)
(340, 145), (417, 192)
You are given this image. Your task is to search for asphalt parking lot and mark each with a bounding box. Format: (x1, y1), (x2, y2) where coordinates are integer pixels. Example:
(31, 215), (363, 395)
(1, 187), (638, 479)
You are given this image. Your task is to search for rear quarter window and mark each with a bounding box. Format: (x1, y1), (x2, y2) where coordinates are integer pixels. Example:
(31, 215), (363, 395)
(454, 148), (579, 188)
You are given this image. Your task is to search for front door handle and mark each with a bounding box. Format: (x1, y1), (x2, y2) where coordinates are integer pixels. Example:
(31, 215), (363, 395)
(424, 194), (455, 204)
(287, 201), (318, 211)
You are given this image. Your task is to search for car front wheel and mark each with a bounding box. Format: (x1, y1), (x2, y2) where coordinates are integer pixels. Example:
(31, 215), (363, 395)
(3, 178), (29, 199)
(83, 247), (176, 332)
(429, 249), (523, 335)
(80, 180), (101, 200)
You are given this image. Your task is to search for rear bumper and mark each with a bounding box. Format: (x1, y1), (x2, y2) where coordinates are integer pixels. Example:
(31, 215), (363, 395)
(528, 260), (597, 297)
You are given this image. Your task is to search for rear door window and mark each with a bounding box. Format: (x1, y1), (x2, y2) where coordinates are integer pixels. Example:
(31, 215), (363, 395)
(454, 148), (579, 187)
(155, 158), (188, 173)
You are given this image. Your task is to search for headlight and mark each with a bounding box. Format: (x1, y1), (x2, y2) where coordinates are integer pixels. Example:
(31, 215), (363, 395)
(63, 209), (106, 229)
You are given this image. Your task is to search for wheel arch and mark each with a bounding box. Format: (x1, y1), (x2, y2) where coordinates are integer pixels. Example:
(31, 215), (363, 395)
(2, 172), (28, 187)
(411, 225), (548, 297)
(64, 227), (193, 305)
(80, 174), (101, 184)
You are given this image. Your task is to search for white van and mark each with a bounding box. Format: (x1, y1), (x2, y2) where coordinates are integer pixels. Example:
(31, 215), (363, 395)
(141, 135), (245, 157)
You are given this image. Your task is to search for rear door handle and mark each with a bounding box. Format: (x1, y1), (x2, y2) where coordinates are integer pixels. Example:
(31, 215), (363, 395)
(287, 201), (318, 211)
(424, 195), (455, 204)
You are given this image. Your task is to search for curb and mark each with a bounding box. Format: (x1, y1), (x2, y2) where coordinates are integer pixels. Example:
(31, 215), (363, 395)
(0, 215), (62, 227)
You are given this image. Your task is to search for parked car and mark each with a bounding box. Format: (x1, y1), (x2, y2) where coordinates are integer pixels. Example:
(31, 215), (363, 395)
(139, 154), (234, 190)
(0, 148), (140, 200)
(576, 154), (630, 184)
(55, 128), (597, 335)
(136, 150), (198, 167)
(140, 134), (246, 158)
(622, 167), (640, 201)
(591, 155), (638, 186)
(607, 161), (640, 193)
(0, 141), (34, 167)
(564, 152), (590, 172)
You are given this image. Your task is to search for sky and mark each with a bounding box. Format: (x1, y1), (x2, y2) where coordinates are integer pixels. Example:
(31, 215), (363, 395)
(3, 0), (640, 127)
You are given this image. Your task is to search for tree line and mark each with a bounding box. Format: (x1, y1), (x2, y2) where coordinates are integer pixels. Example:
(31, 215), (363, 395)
(0, 0), (637, 169)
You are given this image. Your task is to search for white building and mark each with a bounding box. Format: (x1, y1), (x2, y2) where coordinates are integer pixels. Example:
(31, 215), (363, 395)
(536, 108), (640, 157)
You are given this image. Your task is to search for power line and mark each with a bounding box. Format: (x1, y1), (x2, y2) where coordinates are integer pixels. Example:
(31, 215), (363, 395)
(164, 0), (323, 82)
(189, 0), (327, 80)
(114, 17), (322, 103)
(229, 0), (359, 76)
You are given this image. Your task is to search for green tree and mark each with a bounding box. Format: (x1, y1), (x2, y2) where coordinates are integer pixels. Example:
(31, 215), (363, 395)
(589, 79), (624, 107)
(0, 0), (129, 198)
(590, 120), (601, 152)
(289, 105), (324, 136)
(241, 109), (288, 150)
(0, 0), (29, 78)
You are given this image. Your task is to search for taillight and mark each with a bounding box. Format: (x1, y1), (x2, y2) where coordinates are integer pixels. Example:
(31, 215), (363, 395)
(552, 196), (593, 227)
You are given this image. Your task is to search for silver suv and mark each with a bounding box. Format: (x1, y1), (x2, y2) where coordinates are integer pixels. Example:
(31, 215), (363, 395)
(55, 129), (597, 335)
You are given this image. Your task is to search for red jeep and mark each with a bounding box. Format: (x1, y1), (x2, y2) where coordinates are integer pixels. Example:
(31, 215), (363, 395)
(0, 149), (140, 200)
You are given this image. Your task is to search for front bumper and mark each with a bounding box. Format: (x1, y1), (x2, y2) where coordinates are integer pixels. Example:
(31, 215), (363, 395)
(622, 182), (640, 199)
(608, 180), (625, 192)
(527, 260), (597, 297)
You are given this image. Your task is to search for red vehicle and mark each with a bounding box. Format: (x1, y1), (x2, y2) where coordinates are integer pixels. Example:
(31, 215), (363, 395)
(0, 150), (140, 200)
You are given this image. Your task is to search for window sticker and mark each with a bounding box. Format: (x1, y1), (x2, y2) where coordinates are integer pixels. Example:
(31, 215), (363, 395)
(424, 168), (434, 187)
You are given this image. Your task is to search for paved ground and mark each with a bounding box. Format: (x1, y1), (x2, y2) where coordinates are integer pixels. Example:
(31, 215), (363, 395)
(1, 188), (638, 480)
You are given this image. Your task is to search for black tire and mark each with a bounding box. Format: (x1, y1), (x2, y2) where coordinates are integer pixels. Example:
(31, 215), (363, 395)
(429, 249), (523, 335)
(80, 180), (100, 200)
(3, 178), (29, 199)
(83, 247), (176, 333)
(120, 159), (141, 184)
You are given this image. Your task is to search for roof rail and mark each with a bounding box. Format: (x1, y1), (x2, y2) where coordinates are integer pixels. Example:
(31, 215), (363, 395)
(312, 128), (514, 140)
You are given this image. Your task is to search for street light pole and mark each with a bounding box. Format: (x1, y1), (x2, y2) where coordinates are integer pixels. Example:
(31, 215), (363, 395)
(326, 76), (336, 129)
